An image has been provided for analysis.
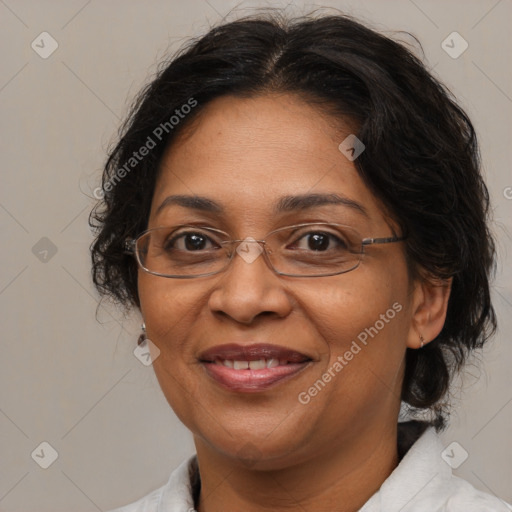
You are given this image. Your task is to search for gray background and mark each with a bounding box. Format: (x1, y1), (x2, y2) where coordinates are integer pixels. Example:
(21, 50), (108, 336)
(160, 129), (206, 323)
(0, 0), (511, 510)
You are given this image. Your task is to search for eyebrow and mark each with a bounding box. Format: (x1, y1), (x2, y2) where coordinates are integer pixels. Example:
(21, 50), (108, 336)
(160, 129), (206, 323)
(156, 192), (369, 217)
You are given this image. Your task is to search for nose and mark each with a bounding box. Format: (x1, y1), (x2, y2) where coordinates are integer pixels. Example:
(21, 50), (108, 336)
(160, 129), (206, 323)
(207, 239), (293, 325)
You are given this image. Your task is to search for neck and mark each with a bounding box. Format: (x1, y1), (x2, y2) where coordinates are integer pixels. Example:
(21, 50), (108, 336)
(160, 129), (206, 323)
(194, 422), (399, 512)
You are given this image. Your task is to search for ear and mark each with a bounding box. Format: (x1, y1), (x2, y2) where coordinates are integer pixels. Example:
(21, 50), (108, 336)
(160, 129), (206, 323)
(406, 276), (452, 349)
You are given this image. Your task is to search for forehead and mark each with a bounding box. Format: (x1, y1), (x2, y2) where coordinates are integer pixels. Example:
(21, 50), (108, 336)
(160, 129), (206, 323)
(150, 94), (389, 230)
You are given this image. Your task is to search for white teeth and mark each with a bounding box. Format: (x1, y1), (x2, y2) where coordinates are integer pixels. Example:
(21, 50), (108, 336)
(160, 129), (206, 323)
(214, 358), (291, 369)
(249, 359), (266, 370)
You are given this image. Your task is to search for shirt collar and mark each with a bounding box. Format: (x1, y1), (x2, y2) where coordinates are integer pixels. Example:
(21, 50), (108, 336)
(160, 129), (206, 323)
(157, 455), (199, 512)
(360, 426), (450, 511)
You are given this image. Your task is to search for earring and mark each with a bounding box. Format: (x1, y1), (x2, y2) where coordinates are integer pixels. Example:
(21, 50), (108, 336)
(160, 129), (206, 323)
(137, 322), (146, 346)
(419, 333), (425, 348)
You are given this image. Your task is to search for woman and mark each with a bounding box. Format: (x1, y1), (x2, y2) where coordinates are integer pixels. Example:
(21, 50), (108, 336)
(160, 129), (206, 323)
(90, 11), (511, 512)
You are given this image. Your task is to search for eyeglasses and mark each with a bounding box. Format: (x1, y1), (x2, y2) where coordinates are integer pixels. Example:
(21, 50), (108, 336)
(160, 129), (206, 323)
(124, 222), (406, 279)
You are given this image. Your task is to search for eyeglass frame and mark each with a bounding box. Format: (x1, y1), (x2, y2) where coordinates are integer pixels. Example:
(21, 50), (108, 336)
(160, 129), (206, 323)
(124, 222), (407, 279)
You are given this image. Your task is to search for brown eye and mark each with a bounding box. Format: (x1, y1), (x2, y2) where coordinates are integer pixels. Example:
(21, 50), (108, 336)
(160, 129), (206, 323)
(164, 230), (220, 252)
(290, 231), (348, 252)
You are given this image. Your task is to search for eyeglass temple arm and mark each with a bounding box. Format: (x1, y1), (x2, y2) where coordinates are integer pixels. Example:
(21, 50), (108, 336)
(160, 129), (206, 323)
(362, 235), (406, 246)
(124, 239), (136, 255)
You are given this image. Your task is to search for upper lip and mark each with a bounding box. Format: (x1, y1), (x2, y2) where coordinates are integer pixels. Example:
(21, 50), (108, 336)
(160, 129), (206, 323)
(198, 343), (312, 363)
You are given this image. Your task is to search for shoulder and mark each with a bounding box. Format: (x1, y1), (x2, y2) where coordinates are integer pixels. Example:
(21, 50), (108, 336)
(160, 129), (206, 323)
(104, 456), (197, 512)
(361, 426), (511, 512)
(438, 474), (512, 511)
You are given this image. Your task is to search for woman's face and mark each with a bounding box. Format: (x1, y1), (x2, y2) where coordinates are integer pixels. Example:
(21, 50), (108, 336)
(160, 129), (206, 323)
(139, 93), (419, 469)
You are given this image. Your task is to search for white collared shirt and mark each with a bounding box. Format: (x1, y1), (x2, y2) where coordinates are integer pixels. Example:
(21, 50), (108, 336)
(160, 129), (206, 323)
(107, 427), (511, 511)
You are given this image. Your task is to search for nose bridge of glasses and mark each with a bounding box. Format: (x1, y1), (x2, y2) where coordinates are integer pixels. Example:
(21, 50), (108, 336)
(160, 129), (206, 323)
(229, 237), (269, 265)
(201, 236), (275, 281)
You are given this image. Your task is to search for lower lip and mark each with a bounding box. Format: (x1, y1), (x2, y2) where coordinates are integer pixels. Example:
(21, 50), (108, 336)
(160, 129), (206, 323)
(201, 361), (311, 392)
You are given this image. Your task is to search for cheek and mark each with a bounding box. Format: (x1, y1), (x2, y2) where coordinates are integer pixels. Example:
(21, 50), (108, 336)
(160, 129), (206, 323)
(298, 262), (410, 377)
(290, 273), (409, 437)
(138, 274), (208, 426)
(138, 273), (204, 359)
(139, 269), (194, 314)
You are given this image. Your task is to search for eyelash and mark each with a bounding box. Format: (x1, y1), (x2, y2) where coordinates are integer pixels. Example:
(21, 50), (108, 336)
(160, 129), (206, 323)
(164, 229), (348, 252)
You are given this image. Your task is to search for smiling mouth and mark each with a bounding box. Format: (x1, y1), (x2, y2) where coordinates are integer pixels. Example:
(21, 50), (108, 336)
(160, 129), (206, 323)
(198, 343), (313, 392)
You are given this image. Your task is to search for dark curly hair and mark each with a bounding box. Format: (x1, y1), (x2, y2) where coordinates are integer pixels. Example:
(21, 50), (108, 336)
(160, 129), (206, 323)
(89, 11), (497, 427)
